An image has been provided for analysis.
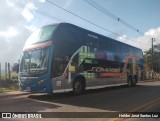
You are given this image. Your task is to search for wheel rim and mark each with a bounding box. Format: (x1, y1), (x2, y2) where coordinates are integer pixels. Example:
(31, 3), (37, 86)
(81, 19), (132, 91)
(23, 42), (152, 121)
(74, 82), (81, 93)
(128, 80), (131, 86)
(133, 78), (136, 85)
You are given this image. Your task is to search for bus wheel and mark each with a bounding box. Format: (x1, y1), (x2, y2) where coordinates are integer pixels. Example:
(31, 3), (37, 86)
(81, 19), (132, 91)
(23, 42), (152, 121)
(132, 76), (137, 86)
(73, 79), (85, 96)
(127, 76), (133, 87)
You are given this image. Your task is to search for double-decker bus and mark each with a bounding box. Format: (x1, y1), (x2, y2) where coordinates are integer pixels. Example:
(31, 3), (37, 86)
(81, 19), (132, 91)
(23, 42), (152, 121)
(19, 23), (144, 95)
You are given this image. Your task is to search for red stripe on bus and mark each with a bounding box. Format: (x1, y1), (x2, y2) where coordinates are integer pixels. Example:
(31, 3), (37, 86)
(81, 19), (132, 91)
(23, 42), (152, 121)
(23, 40), (52, 51)
(124, 56), (137, 62)
(100, 73), (123, 77)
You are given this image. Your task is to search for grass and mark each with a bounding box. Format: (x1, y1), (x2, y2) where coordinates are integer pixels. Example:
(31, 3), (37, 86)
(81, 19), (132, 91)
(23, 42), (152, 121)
(0, 85), (19, 93)
(0, 87), (18, 93)
(0, 72), (18, 80)
(0, 72), (19, 93)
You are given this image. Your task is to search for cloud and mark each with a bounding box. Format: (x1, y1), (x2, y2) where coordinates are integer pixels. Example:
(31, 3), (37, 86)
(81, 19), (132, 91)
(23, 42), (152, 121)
(0, 27), (18, 38)
(22, 2), (37, 21)
(0, 25), (31, 69)
(116, 27), (160, 51)
(117, 34), (127, 41)
(0, 0), (53, 69)
(38, 0), (46, 3)
(134, 27), (160, 51)
(0, 0), (32, 69)
(24, 25), (37, 32)
(65, 0), (73, 8)
(145, 27), (160, 37)
(116, 34), (134, 46)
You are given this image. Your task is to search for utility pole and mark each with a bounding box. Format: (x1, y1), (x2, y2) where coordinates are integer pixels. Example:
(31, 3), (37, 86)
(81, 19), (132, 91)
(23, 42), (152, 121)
(151, 38), (155, 79)
(5, 62), (7, 80)
(151, 38), (155, 71)
(0, 63), (1, 80)
(8, 63), (11, 80)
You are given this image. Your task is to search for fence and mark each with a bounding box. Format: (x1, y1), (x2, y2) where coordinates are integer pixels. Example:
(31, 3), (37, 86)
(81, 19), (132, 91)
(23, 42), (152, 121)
(0, 62), (19, 92)
(0, 79), (19, 92)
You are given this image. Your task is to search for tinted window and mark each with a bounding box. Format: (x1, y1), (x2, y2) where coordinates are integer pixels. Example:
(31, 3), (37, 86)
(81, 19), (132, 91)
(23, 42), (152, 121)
(101, 38), (111, 51)
(20, 47), (50, 76)
(54, 26), (82, 57)
(121, 44), (129, 56)
(53, 57), (64, 77)
(86, 33), (100, 48)
(129, 47), (134, 56)
(53, 57), (68, 77)
(112, 41), (121, 53)
(86, 39), (93, 47)
(25, 25), (56, 47)
(137, 49), (143, 58)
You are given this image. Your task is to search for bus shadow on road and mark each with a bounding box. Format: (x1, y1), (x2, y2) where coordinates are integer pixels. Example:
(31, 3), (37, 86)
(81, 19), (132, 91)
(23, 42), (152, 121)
(28, 85), (130, 100)
(28, 84), (153, 111)
(27, 84), (160, 112)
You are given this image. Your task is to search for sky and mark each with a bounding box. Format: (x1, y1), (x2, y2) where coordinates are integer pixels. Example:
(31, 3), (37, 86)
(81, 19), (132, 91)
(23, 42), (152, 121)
(0, 0), (160, 69)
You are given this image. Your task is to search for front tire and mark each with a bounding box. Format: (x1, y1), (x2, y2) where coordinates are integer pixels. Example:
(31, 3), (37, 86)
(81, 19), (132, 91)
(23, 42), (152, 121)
(73, 79), (85, 96)
(127, 76), (133, 87)
(132, 75), (137, 86)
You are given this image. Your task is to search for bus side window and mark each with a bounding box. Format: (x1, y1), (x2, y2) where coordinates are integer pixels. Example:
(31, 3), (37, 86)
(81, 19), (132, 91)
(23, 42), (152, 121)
(93, 39), (100, 48)
(53, 57), (64, 77)
(129, 47), (134, 56)
(86, 39), (93, 47)
(101, 38), (111, 51)
(121, 44), (129, 57)
(86, 34), (100, 48)
(136, 49), (142, 58)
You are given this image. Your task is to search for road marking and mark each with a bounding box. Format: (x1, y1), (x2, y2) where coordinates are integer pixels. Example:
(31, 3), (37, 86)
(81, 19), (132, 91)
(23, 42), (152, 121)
(27, 97), (63, 106)
(129, 97), (160, 112)
(108, 97), (160, 121)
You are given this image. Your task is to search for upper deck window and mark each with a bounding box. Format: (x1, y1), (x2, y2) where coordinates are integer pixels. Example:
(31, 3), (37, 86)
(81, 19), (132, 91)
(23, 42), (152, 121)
(25, 25), (57, 47)
(86, 33), (100, 48)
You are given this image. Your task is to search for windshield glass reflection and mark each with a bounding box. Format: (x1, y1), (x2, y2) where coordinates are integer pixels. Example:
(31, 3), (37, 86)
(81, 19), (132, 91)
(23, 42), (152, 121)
(20, 47), (50, 76)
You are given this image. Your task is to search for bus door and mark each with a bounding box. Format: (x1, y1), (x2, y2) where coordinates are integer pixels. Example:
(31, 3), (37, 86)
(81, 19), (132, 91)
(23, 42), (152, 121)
(52, 57), (68, 92)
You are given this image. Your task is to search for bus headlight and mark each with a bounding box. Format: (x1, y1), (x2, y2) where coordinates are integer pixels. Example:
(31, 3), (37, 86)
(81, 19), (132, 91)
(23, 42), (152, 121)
(38, 80), (44, 84)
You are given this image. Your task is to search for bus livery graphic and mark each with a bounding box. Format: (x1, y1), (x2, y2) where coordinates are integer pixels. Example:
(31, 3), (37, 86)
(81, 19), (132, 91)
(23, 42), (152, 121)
(19, 23), (144, 95)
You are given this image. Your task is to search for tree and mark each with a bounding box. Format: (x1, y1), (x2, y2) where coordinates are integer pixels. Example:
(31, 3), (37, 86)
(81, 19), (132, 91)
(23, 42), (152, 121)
(144, 43), (160, 73)
(12, 63), (19, 73)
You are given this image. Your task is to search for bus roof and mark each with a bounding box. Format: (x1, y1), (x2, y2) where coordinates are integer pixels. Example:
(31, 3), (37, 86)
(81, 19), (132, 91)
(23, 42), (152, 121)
(45, 22), (142, 51)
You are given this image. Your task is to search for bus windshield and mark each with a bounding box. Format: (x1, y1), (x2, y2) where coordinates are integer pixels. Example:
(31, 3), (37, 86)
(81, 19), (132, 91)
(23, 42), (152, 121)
(24, 25), (56, 47)
(20, 47), (50, 76)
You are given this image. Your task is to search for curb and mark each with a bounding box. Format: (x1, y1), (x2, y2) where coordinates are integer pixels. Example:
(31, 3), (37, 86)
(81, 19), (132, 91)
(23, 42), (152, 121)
(139, 79), (159, 83)
(0, 91), (30, 98)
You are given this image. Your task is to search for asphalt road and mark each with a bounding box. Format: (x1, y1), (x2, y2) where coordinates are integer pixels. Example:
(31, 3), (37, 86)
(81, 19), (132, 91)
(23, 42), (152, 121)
(0, 80), (160, 121)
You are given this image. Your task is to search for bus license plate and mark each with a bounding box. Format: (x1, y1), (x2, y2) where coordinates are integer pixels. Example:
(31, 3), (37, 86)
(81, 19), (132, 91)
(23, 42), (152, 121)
(26, 87), (31, 91)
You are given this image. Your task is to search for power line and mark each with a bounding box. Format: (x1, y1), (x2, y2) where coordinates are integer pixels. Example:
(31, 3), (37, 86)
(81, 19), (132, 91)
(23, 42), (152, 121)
(84, 0), (144, 35)
(9, 0), (85, 26)
(46, 0), (150, 47)
(9, 0), (62, 22)
(46, 0), (122, 37)
(9, 0), (151, 48)
(9, 0), (89, 32)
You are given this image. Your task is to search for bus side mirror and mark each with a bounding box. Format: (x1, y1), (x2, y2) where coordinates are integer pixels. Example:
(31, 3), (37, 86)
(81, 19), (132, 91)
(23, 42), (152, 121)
(12, 63), (19, 73)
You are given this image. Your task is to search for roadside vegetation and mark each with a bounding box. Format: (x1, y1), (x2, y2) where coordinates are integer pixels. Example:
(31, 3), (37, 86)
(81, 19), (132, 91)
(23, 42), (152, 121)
(0, 72), (19, 93)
